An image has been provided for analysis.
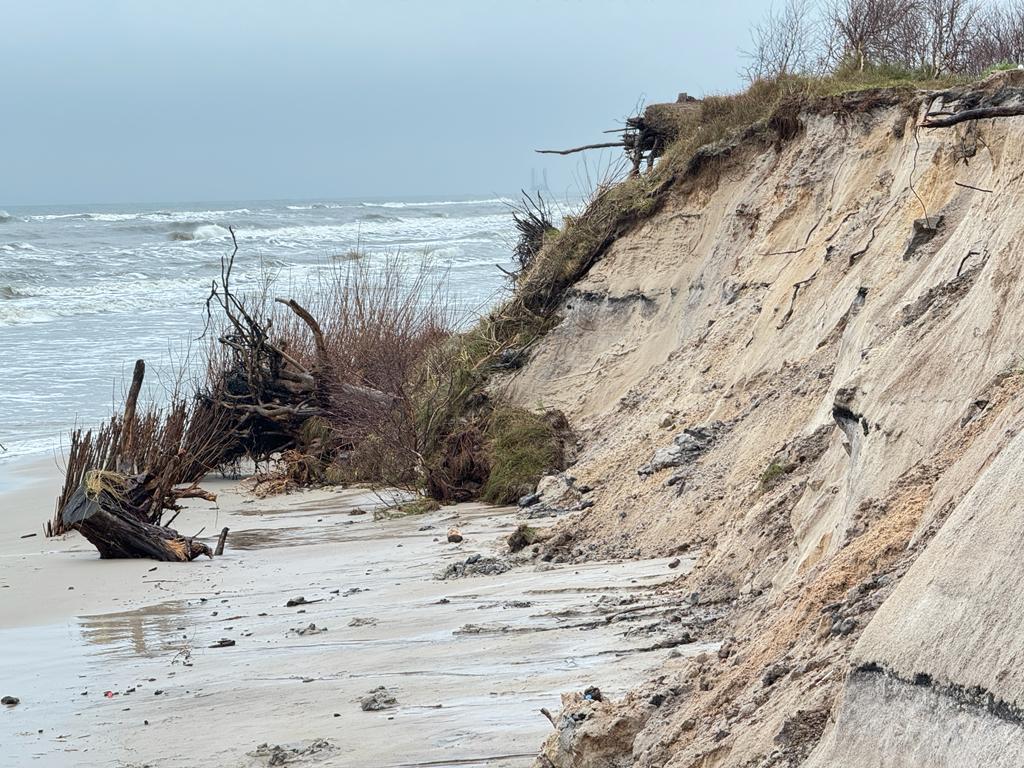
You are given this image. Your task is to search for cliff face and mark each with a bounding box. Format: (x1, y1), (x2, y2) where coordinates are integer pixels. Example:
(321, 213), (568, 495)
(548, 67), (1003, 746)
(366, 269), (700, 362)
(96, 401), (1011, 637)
(504, 79), (1024, 766)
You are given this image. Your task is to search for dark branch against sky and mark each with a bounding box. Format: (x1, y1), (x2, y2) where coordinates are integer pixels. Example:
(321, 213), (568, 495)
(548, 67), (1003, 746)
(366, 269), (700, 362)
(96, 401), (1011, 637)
(0, 0), (764, 205)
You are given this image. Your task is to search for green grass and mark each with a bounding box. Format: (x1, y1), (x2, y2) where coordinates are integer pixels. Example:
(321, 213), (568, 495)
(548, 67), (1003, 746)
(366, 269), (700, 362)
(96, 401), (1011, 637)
(481, 406), (563, 504)
(759, 460), (795, 492)
(374, 496), (441, 520)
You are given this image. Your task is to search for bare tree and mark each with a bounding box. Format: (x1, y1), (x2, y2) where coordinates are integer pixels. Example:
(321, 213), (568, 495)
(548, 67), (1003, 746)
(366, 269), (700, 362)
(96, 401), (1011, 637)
(920, 0), (983, 75)
(970, 0), (1024, 69)
(743, 0), (821, 80)
(825, 0), (920, 70)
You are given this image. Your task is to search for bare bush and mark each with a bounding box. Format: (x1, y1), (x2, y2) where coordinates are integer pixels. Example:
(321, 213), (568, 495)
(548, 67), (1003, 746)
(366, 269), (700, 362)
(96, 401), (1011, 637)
(744, 0), (823, 79)
(744, 0), (1024, 81)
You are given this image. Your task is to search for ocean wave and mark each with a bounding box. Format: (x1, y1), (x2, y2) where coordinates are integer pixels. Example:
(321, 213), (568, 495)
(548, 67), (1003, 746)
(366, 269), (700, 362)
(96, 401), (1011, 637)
(358, 213), (402, 223)
(0, 210), (16, 223)
(168, 223), (232, 241)
(0, 242), (39, 253)
(0, 273), (227, 327)
(31, 208), (254, 223)
(0, 285), (30, 300)
(362, 197), (511, 209)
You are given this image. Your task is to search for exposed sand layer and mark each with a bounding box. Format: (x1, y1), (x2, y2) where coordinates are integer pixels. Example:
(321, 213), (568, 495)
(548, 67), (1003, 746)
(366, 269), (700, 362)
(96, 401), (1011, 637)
(0, 458), (697, 767)
(499, 77), (1024, 765)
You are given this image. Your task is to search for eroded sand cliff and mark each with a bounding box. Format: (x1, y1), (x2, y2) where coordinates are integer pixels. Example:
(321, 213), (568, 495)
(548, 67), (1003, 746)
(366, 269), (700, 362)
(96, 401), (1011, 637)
(504, 75), (1024, 767)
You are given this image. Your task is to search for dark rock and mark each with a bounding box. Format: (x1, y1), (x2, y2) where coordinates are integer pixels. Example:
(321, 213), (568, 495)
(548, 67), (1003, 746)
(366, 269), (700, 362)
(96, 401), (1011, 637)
(832, 617), (857, 636)
(903, 215), (944, 261)
(762, 663), (790, 687)
(209, 638), (236, 648)
(518, 492), (541, 508)
(446, 528), (463, 543)
(2, 696), (19, 706)
(638, 423), (723, 476)
(668, 558), (681, 569)
(360, 686), (397, 711)
(583, 686), (603, 702)
(438, 556), (511, 580)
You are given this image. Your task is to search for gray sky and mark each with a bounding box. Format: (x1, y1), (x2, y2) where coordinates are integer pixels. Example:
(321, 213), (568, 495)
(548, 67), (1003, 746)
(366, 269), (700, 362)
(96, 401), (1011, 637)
(0, 1), (765, 205)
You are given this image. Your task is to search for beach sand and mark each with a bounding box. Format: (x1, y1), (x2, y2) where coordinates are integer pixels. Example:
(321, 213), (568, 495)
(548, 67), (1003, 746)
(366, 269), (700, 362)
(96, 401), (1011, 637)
(0, 457), (698, 767)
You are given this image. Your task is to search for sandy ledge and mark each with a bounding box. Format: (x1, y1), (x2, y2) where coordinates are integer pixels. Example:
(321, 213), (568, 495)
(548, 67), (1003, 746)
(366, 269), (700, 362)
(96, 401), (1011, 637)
(0, 456), (700, 767)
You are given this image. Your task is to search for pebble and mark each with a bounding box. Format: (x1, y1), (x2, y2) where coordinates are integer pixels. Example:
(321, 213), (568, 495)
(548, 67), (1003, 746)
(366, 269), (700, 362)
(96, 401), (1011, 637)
(1, 696), (19, 707)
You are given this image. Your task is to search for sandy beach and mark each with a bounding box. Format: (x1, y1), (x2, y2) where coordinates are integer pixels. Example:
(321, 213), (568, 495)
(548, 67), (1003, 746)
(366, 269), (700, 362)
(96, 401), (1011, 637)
(0, 457), (698, 767)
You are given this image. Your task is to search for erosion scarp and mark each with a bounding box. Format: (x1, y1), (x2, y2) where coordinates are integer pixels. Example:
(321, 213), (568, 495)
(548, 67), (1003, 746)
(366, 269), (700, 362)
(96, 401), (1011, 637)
(502, 76), (1024, 766)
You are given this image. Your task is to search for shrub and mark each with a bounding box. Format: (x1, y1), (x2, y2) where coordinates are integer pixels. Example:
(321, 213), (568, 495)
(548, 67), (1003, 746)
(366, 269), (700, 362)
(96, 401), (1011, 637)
(481, 406), (567, 504)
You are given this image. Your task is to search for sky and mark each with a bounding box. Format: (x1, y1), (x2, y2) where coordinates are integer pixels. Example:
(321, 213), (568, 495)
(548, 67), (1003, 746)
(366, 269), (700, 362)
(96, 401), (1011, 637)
(0, 1), (767, 206)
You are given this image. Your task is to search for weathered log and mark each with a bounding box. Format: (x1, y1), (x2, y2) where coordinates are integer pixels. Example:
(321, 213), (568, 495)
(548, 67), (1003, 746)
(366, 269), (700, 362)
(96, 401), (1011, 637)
(214, 527), (229, 556)
(61, 484), (211, 561)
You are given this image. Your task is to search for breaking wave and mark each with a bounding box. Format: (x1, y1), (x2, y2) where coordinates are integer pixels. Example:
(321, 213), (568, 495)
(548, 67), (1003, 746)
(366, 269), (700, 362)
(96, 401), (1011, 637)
(362, 198), (511, 209)
(0, 285), (30, 300)
(0, 242), (38, 253)
(168, 223), (232, 241)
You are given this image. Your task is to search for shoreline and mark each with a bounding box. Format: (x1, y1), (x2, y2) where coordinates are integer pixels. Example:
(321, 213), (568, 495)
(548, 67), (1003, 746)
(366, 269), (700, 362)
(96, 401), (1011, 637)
(0, 455), (697, 766)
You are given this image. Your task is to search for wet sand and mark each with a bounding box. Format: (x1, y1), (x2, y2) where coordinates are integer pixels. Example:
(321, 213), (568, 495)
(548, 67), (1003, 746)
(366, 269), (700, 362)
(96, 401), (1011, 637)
(0, 457), (699, 767)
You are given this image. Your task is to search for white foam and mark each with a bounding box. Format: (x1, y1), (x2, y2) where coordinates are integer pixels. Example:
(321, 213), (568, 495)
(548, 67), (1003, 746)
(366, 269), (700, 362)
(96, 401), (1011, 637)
(362, 198), (511, 209)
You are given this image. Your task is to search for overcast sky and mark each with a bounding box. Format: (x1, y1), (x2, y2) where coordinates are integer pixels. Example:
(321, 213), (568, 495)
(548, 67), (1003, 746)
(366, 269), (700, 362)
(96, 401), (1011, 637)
(0, 1), (766, 206)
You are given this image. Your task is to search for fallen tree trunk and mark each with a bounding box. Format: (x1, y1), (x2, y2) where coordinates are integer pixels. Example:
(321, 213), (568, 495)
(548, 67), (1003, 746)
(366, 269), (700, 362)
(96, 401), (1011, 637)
(61, 481), (211, 561)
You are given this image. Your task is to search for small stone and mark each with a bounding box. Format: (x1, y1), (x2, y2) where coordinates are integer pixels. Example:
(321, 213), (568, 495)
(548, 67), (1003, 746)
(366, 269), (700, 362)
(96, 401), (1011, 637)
(1, 696), (19, 707)
(446, 528), (463, 543)
(668, 558), (681, 569)
(658, 413), (675, 428)
(518, 492), (541, 508)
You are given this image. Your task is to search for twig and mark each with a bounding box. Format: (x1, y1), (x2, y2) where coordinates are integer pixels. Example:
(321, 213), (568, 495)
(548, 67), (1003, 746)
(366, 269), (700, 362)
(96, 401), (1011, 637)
(954, 181), (994, 193)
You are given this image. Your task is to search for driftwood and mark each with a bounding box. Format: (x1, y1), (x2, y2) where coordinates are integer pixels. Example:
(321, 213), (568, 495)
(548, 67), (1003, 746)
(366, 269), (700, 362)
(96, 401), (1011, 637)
(52, 229), (398, 560)
(61, 481), (210, 561)
(536, 94), (701, 173)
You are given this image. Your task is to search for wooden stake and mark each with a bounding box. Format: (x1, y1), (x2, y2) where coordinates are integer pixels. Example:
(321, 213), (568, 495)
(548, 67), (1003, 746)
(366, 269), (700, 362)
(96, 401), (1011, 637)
(215, 527), (229, 556)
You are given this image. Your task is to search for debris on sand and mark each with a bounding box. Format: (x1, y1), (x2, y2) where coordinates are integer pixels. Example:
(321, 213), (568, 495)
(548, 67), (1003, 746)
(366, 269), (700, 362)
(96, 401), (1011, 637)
(437, 555), (511, 580)
(348, 617), (378, 627)
(286, 596), (323, 608)
(290, 623), (328, 636)
(2, 695), (19, 706)
(360, 686), (398, 711)
(209, 638), (236, 648)
(446, 527), (464, 543)
(507, 523), (551, 552)
(250, 738), (334, 765)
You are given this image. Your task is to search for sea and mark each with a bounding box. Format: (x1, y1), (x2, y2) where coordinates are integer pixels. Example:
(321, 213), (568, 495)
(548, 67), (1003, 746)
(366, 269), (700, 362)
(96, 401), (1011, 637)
(0, 197), (525, 463)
